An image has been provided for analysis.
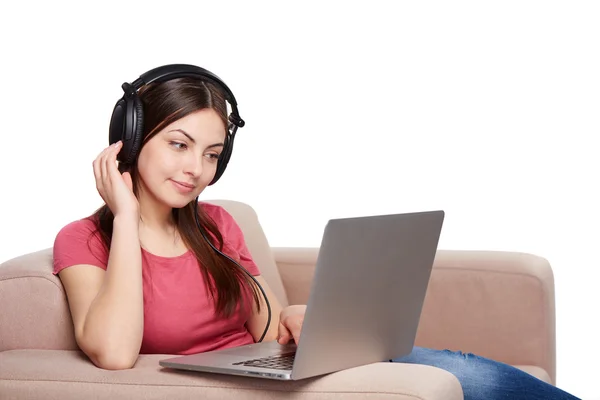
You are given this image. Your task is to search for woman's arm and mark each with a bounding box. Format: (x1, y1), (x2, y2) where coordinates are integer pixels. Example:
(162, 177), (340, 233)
(59, 215), (144, 370)
(245, 276), (284, 342)
(245, 276), (307, 345)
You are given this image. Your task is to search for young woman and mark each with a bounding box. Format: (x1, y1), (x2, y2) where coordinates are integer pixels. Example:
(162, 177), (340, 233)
(52, 64), (580, 400)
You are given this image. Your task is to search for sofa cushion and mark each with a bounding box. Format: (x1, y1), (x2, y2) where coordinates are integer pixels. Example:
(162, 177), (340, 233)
(415, 250), (557, 383)
(0, 349), (463, 400)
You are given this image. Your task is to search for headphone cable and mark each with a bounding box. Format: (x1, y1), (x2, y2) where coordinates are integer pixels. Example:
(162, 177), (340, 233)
(193, 199), (271, 343)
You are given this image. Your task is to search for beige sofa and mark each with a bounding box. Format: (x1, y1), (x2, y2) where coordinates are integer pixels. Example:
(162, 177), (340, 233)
(0, 200), (557, 399)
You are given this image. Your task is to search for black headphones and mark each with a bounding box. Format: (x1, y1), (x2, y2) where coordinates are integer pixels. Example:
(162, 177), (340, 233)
(108, 64), (245, 185)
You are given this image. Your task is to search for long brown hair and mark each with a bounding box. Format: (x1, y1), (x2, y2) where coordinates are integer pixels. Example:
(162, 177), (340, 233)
(90, 77), (261, 318)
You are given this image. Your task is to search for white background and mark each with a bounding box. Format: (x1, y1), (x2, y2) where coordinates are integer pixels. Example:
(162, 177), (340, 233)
(0, 1), (598, 398)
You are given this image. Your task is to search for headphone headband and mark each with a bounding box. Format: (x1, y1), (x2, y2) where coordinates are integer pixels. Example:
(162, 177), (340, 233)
(126, 64), (244, 128)
(109, 64), (244, 185)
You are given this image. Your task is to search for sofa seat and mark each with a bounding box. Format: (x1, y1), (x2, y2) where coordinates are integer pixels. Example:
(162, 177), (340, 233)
(0, 349), (468, 399)
(0, 349), (552, 399)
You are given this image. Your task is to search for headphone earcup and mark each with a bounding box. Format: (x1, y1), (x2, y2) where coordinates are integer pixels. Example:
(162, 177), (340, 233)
(108, 95), (144, 164)
(210, 132), (234, 185)
(109, 97), (127, 147)
(125, 96), (145, 164)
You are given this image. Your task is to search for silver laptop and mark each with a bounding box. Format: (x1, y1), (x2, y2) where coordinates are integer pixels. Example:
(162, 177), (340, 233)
(159, 210), (444, 380)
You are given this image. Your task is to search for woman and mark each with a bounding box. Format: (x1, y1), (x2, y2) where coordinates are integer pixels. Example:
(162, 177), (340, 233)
(52, 64), (580, 400)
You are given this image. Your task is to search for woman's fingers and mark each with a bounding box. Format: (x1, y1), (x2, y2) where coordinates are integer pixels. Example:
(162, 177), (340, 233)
(93, 145), (110, 197)
(106, 141), (123, 182)
(277, 322), (292, 345)
(93, 141), (123, 203)
(122, 171), (133, 192)
(277, 315), (303, 345)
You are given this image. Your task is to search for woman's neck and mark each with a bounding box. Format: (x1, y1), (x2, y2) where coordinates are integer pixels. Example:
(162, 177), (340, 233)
(137, 188), (174, 231)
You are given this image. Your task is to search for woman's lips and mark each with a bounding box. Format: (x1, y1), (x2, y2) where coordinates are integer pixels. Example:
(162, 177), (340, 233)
(171, 179), (195, 194)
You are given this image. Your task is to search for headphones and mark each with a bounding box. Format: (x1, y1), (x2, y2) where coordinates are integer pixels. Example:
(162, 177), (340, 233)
(108, 64), (245, 185)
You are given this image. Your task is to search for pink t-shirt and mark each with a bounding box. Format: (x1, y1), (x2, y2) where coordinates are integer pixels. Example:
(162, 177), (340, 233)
(52, 202), (260, 355)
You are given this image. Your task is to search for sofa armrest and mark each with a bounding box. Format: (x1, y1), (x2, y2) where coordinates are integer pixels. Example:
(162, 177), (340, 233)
(0, 248), (77, 352)
(272, 248), (556, 384)
(418, 250), (556, 384)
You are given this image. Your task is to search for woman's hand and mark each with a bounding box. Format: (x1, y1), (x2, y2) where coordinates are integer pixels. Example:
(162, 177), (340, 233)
(277, 305), (307, 345)
(93, 141), (140, 219)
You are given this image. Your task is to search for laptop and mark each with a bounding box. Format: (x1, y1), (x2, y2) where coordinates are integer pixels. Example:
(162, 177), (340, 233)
(159, 210), (445, 380)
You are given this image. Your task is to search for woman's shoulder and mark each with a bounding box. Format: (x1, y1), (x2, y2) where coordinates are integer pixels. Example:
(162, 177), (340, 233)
(53, 215), (108, 274)
(54, 215), (105, 255)
(198, 201), (234, 223)
(197, 201), (246, 239)
(55, 215), (99, 239)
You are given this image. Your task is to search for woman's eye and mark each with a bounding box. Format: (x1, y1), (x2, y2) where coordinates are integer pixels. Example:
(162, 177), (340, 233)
(170, 141), (187, 150)
(206, 153), (220, 161)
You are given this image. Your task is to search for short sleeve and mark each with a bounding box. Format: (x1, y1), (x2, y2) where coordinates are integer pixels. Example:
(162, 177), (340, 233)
(53, 218), (109, 275)
(202, 203), (261, 276)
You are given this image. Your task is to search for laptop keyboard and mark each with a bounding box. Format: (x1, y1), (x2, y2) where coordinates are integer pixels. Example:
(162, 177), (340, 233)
(232, 352), (296, 370)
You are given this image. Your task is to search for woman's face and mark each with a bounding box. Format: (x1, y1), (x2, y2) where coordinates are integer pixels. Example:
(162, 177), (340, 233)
(136, 108), (226, 209)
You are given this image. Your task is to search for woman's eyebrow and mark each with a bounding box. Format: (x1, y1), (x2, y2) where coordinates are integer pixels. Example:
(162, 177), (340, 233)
(168, 129), (196, 143)
(168, 129), (224, 148)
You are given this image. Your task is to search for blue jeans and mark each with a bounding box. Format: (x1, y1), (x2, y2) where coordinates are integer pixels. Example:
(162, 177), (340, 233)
(392, 347), (581, 400)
